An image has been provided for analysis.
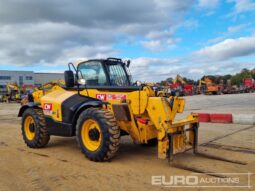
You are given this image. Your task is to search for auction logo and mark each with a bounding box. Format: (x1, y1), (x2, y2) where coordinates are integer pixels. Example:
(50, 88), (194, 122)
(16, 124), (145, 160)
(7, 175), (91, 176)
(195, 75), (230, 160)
(151, 173), (252, 188)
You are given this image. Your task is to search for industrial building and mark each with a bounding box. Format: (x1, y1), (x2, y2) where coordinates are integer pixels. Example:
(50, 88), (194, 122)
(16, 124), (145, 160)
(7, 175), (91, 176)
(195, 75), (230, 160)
(34, 73), (64, 87)
(0, 70), (63, 94)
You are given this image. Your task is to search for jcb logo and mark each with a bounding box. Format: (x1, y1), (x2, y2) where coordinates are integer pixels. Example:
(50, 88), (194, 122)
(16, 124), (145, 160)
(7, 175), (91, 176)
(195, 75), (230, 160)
(43, 103), (52, 110)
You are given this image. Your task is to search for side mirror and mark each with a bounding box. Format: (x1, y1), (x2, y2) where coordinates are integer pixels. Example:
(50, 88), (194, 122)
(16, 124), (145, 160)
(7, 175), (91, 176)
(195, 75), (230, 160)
(64, 70), (75, 88)
(126, 60), (131, 68)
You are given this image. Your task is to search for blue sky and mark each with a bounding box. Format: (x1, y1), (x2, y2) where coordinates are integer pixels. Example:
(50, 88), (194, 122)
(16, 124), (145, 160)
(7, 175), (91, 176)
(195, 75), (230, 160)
(0, 0), (255, 81)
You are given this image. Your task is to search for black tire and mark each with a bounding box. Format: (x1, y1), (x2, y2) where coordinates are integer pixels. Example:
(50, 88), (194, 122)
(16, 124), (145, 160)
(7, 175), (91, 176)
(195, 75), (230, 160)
(21, 108), (50, 148)
(76, 108), (120, 162)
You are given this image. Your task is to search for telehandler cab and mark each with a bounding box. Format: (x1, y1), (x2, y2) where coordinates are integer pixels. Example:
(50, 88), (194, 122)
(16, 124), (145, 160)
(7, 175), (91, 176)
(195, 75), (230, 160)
(18, 58), (199, 162)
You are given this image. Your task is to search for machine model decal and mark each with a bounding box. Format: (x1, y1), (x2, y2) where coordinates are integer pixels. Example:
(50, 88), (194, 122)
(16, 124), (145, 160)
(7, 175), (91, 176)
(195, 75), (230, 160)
(96, 94), (126, 101)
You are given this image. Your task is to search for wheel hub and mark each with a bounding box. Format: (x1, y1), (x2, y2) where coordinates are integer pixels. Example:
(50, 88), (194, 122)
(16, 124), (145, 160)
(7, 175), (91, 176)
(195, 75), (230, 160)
(88, 128), (100, 141)
(29, 124), (35, 132)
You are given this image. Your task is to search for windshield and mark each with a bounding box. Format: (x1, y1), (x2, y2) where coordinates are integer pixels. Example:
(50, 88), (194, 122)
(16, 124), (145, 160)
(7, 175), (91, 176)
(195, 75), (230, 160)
(78, 61), (107, 86)
(78, 61), (130, 86)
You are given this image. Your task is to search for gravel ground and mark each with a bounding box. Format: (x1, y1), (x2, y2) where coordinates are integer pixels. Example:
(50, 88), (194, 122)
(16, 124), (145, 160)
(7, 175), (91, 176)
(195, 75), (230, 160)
(0, 93), (254, 191)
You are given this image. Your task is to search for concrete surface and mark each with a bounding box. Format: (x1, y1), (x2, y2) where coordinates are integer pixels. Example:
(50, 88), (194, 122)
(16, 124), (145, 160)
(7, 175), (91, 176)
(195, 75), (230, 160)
(233, 114), (255, 125)
(184, 92), (255, 114)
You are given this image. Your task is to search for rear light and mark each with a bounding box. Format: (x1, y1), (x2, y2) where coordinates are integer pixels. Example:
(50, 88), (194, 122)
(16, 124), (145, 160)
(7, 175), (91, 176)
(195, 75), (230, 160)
(136, 117), (148, 124)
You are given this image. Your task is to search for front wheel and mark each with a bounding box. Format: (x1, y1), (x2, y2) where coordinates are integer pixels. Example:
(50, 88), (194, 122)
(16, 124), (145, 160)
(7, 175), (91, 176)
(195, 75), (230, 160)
(21, 108), (50, 148)
(76, 108), (120, 162)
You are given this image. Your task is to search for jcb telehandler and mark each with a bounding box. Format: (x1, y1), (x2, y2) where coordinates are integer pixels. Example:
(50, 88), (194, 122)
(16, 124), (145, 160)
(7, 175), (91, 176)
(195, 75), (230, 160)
(18, 58), (199, 162)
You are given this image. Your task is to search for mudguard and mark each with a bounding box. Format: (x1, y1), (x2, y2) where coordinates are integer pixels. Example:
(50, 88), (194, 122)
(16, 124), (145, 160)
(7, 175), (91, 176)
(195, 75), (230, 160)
(72, 100), (108, 123)
(60, 94), (108, 123)
(17, 102), (40, 117)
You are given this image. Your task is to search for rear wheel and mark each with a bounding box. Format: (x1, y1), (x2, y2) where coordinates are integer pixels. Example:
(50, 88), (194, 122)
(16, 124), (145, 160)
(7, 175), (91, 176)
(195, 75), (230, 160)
(76, 108), (120, 161)
(21, 108), (50, 148)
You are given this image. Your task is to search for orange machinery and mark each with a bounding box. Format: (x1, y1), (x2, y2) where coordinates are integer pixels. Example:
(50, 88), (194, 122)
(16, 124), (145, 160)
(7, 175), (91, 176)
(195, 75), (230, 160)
(204, 77), (220, 95)
(170, 74), (193, 96)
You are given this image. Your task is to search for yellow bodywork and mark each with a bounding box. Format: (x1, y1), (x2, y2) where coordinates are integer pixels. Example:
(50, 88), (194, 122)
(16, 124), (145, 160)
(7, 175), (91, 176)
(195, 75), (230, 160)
(35, 85), (198, 160)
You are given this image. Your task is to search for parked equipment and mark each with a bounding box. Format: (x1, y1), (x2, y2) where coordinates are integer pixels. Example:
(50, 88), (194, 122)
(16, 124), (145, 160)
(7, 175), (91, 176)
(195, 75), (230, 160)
(170, 74), (193, 96)
(22, 84), (37, 94)
(243, 78), (254, 93)
(21, 80), (65, 105)
(197, 80), (206, 94)
(156, 86), (171, 97)
(204, 77), (220, 95)
(145, 82), (171, 97)
(222, 79), (239, 94)
(0, 95), (4, 102)
(5, 82), (22, 102)
(18, 58), (199, 162)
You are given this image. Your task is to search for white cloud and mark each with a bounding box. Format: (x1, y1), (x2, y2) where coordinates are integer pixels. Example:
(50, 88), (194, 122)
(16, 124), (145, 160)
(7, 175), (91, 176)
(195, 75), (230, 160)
(0, 0), (195, 66)
(0, 22), (117, 66)
(0, 0), (253, 82)
(130, 57), (182, 81)
(141, 38), (179, 52)
(141, 40), (162, 52)
(228, 0), (255, 14)
(145, 30), (174, 40)
(181, 19), (199, 29)
(227, 24), (247, 33)
(188, 68), (204, 74)
(194, 36), (255, 61)
(198, 0), (219, 9)
(206, 24), (248, 44)
(129, 57), (255, 81)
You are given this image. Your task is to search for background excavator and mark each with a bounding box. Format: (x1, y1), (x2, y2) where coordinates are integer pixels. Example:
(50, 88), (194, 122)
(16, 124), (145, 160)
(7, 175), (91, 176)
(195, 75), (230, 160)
(170, 74), (193, 96)
(144, 82), (171, 97)
(18, 58), (199, 162)
(21, 80), (65, 105)
(1, 83), (38, 103)
(4, 82), (22, 103)
(203, 77), (221, 95)
(197, 80), (206, 94)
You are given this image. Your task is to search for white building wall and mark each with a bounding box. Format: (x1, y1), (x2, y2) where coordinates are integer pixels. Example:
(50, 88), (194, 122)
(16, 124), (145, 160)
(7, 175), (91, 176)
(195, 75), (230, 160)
(34, 73), (64, 86)
(0, 70), (64, 94)
(0, 70), (34, 94)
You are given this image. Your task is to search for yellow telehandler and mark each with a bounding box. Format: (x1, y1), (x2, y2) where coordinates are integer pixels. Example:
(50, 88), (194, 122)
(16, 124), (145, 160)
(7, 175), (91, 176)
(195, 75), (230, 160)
(5, 82), (22, 103)
(18, 58), (199, 162)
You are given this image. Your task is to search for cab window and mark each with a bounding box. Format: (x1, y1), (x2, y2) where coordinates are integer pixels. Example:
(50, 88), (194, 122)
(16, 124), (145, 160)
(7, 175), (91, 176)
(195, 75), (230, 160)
(106, 63), (130, 86)
(78, 61), (107, 86)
